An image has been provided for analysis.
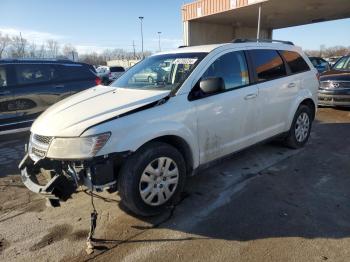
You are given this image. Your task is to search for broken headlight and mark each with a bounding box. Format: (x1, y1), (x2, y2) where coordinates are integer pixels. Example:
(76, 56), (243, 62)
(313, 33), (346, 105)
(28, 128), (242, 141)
(46, 132), (111, 159)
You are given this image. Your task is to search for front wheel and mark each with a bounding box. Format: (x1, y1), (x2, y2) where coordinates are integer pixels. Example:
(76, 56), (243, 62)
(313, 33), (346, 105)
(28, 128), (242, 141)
(284, 105), (313, 149)
(118, 142), (187, 216)
(148, 76), (154, 84)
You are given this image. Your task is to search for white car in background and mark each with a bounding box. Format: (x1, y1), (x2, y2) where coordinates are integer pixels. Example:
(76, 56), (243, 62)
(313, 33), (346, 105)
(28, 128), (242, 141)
(19, 40), (319, 216)
(109, 66), (125, 82)
(96, 66), (110, 84)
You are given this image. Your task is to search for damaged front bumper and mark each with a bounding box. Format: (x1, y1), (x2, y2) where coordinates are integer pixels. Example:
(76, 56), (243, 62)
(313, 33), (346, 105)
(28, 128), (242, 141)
(18, 152), (128, 207)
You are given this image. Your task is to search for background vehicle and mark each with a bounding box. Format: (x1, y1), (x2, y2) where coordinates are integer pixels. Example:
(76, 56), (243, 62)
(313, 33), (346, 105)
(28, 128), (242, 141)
(309, 57), (330, 73)
(96, 66), (110, 85)
(319, 55), (350, 107)
(20, 41), (319, 216)
(0, 59), (100, 133)
(109, 66), (125, 82)
(326, 56), (342, 67)
(132, 67), (158, 83)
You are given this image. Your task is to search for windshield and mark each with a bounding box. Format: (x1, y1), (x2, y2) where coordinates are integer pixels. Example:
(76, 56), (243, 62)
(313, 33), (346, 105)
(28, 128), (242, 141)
(111, 52), (207, 91)
(333, 56), (350, 71)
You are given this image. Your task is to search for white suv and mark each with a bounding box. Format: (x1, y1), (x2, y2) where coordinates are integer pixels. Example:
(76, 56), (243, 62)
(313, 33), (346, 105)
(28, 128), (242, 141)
(19, 40), (319, 216)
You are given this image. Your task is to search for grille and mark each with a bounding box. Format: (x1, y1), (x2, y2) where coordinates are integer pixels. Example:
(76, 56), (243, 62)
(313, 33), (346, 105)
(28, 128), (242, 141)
(29, 133), (52, 161)
(33, 134), (52, 145)
(321, 81), (350, 89)
(31, 147), (46, 158)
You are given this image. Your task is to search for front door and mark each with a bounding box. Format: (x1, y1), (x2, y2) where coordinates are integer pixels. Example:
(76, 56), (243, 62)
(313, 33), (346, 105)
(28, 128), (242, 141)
(190, 51), (259, 164)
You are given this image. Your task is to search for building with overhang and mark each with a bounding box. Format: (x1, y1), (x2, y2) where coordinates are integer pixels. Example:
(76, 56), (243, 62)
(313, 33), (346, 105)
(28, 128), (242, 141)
(182, 0), (350, 46)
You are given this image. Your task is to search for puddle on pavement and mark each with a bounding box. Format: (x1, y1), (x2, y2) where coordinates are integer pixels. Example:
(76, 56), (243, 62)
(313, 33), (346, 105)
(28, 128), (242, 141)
(30, 224), (73, 251)
(0, 237), (9, 254)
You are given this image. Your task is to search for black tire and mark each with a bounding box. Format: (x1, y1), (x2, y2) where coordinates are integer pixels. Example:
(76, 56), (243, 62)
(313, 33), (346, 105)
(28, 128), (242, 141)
(148, 76), (154, 83)
(284, 104), (313, 149)
(118, 142), (187, 216)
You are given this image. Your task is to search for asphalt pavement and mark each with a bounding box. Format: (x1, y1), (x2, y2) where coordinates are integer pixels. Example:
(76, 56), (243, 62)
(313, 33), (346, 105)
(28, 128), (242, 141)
(0, 107), (349, 262)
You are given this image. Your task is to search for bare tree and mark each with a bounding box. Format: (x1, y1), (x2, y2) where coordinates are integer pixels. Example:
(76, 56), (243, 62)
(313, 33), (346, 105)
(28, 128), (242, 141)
(10, 35), (28, 58)
(28, 42), (37, 58)
(0, 32), (11, 59)
(62, 43), (77, 59)
(46, 39), (59, 58)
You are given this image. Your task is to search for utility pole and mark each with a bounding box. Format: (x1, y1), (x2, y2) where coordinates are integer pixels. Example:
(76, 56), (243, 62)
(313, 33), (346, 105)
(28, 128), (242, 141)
(132, 40), (136, 59)
(158, 32), (162, 52)
(257, 4), (262, 40)
(138, 16), (144, 58)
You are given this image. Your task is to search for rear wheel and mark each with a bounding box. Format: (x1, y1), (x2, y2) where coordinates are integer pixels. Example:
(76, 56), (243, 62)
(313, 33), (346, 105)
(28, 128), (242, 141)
(118, 142), (187, 216)
(284, 105), (313, 149)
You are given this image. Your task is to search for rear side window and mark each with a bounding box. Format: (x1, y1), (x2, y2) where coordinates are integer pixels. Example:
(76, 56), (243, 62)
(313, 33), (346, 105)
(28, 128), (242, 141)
(110, 66), (125, 72)
(0, 66), (7, 87)
(280, 51), (310, 74)
(202, 51), (249, 90)
(57, 64), (95, 81)
(15, 64), (57, 85)
(249, 50), (286, 82)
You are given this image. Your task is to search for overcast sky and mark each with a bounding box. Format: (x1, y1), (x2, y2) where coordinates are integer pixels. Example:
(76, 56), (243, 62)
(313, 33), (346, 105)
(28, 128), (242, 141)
(1, 0), (349, 54)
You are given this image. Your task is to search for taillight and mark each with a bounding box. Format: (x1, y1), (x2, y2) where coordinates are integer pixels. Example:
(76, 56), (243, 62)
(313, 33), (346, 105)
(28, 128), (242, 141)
(316, 72), (320, 81)
(95, 77), (102, 85)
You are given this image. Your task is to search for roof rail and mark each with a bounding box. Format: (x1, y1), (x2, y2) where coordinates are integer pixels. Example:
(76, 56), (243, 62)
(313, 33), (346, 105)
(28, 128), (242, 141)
(0, 58), (74, 62)
(232, 39), (294, 45)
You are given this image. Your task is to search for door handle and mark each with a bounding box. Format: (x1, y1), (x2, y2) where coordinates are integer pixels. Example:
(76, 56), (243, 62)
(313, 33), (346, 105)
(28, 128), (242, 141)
(54, 85), (65, 89)
(244, 93), (258, 100)
(0, 91), (10, 96)
(288, 83), (296, 88)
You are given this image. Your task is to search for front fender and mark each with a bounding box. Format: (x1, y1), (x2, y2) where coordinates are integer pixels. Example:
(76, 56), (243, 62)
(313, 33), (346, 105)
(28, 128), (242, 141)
(98, 121), (200, 169)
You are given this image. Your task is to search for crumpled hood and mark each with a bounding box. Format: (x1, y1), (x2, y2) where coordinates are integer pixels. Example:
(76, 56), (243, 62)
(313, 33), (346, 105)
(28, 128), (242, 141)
(31, 86), (170, 137)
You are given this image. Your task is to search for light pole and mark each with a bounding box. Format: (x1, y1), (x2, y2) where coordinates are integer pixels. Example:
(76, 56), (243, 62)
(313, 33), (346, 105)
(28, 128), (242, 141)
(138, 16), (144, 58)
(257, 4), (262, 40)
(158, 32), (162, 52)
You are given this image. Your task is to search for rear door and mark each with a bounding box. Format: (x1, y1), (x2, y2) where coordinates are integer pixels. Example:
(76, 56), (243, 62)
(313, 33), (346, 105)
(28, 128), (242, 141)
(11, 63), (69, 123)
(248, 49), (290, 140)
(0, 64), (19, 129)
(57, 63), (97, 94)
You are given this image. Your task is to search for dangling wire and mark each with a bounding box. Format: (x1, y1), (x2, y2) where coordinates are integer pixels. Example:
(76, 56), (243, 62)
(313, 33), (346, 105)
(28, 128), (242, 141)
(86, 190), (98, 254)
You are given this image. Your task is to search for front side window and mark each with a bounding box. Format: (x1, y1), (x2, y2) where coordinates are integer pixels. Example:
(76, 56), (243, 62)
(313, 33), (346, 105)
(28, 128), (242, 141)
(15, 64), (56, 85)
(249, 50), (286, 82)
(281, 51), (310, 74)
(201, 51), (249, 90)
(0, 66), (7, 87)
(111, 53), (207, 91)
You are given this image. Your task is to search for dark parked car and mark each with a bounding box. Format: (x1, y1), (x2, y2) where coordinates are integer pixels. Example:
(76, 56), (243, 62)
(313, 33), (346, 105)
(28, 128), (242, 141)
(318, 55), (350, 107)
(0, 59), (101, 133)
(309, 57), (330, 73)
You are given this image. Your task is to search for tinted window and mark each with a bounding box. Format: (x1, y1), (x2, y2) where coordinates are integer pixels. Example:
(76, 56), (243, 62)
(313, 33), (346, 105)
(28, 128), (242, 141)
(15, 64), (56, 85)
(281, 51), (310, 74)
(250, 50), (286, 82)
(0, 66), (7, 87)
(202, 51), (249, 90)
(57, 64), (95, 81)
(110, 66), (125, 72)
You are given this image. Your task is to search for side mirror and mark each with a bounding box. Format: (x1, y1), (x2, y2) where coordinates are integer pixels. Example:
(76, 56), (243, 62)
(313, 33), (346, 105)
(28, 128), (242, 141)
(199, 77), (225, 94)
